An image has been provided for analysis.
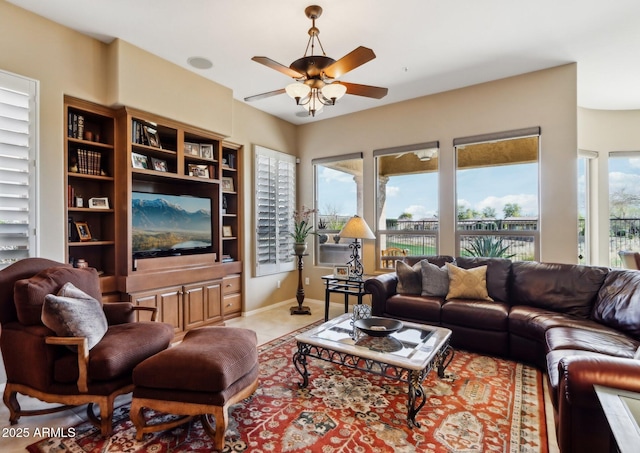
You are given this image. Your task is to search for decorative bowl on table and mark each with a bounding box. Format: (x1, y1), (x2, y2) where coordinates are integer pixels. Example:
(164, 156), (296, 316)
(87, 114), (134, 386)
(354, 317), (403, 337)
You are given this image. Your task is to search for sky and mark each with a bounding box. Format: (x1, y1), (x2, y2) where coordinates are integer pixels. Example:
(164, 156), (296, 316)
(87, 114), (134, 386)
(317, 162), (539, 220)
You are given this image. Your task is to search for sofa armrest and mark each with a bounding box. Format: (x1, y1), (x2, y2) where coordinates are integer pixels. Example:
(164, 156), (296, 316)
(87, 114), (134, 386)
(558, 355), (640, 408)
(103, 302), (158, 324)
(45, 336), (89, 393)
(364, 273), (399, 316)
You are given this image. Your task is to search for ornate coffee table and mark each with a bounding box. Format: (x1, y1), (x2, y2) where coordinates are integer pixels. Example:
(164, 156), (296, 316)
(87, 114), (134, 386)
(293, 313), (453, 428)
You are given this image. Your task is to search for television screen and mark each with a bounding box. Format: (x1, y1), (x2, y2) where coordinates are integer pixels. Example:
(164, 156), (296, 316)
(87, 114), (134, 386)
(132, 192), (212, 258)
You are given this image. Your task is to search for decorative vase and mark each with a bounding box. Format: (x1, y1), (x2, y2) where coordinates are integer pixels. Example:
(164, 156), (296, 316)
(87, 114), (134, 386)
(318, 233), (328, 244)
(293, 242), (308, 255)
(333, 234), (340, 244)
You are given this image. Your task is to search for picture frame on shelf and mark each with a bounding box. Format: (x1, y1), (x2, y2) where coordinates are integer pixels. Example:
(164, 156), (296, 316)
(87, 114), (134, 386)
(151, 157), (168, 172)
(131, 152), (149, 169)
(88, 197), (109, 209)
(223, 225), (233, 237)
(184, 142), (200, 156)
(74, 221), (92, 242)
(187, 163), (210, 178)
(221, 176), (234, 192)
(200, 144), (214, 160)
(143, 125), (161, 148)
(333, 265), (349, 279)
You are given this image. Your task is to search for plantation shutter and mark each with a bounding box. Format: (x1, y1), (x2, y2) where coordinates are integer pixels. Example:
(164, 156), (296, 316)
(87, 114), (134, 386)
(254, 146), (295, 276)
(0, 71), (38, 270)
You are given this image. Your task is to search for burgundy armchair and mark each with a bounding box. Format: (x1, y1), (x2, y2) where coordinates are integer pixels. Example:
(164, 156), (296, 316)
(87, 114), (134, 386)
(0, 258), (174, 436)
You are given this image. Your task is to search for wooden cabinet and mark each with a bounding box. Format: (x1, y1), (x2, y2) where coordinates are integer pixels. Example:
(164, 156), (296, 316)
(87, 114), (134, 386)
(63, 99), (243, 336)
(222, 274), (242, 318)
(64, 96), (117, 294)
(130, 279), (223, 336)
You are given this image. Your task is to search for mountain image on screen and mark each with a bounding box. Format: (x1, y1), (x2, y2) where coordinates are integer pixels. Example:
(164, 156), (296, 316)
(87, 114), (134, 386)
(132, 193), (212, 257)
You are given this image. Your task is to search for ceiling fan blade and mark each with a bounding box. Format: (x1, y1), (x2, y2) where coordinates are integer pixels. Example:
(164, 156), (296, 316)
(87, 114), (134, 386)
(324, 46), (376, 78)
(341, 82), (388, 99)
(244, 88), (286, 102)
(251, 56), (304, 79)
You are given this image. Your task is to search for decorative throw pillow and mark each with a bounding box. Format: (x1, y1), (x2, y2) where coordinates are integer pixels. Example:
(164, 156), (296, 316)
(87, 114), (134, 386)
(41, 282), (108, 350)
(14, 266), (101, 326)
(395, 260), (423, 295)
(421, 261), (449, 297)
(446, 263), (493, 301)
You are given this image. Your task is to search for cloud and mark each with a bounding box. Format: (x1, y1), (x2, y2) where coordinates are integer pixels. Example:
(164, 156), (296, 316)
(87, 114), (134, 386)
(610, 171), (640, 195)
(405, 204), (435, 219)
(629, 158), (640, 169)
(319, 167), (354, 184)
(476, 194), (538, 217)
(386, 186), (400, 197)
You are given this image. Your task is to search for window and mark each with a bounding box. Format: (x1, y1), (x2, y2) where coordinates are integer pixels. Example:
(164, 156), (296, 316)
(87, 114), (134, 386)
(374, 142), (439, 269)
(0, 70), (38, 270)
(313, 153), (362, 266)
(455, 128), (540, 261)
(608, 151), (640, 267)
(254, 146), (296, 276)
(578, 150), (597, 264)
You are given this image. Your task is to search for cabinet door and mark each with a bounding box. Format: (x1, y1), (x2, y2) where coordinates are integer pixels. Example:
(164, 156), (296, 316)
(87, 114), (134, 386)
(130, 291), (158, 322)
(204, 280), (222, 324)
(158, 287), (183, 334)
(183, 283), (207, 330)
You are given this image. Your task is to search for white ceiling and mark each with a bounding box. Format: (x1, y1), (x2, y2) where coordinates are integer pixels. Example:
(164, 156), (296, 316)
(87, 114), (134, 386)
(9, 0), (640, 125)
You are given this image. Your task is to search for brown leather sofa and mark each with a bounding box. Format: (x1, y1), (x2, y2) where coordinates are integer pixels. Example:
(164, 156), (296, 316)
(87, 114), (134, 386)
(364, 255), (640, 453)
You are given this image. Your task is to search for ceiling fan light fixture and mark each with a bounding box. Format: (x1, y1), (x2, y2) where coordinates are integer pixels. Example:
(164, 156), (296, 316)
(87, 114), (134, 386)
(415, 148), (438, 161)
(321, 83), (347, 104)
(285, 82), (311, 104)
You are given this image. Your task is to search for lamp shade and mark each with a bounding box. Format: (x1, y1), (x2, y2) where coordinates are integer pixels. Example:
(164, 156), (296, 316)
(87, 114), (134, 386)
(321, 83), (347, 101)
(285, 82), (311, 100)
(338, 215), (375, 239)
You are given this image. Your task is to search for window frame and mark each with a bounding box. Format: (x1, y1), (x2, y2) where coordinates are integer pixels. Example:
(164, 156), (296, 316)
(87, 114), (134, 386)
(253, 145), (296, 276)
(453, 127), (541, 261)
(0, 69), (39, 269)
(374, 142), (440, 270)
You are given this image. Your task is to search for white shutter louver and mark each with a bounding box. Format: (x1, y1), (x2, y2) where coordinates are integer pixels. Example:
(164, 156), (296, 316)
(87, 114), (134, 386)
(0, 72), (37, 270)
(254, 146), (295, 276)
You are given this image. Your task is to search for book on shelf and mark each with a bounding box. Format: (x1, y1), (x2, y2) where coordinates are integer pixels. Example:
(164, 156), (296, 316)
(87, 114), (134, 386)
(68, 112), (85, 139)
(132, 119), (162, 148)
(75, 149), (102, 175)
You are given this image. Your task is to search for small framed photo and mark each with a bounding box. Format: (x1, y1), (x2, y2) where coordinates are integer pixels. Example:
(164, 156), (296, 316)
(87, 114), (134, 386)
(221, 176), (234, 192)
(74, 221), (92, 242)
(143, 126), (161, 148)
(333, 265), (349, 279)
(184, 142), (200, 156)
(88, 197), (109, 209)
(151, 157), (168, 172)
(200, 144), (214, 160)
(223, 225), (233, 237)
(188, 164), (210, 178)
(131, 152), (149, 169)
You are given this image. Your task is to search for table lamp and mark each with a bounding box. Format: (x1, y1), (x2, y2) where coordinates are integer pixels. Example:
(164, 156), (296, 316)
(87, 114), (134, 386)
(339, 215), (375, 278)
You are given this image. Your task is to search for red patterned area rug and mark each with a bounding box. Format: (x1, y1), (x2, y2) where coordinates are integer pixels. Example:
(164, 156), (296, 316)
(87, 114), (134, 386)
(27, 323), (547, 453)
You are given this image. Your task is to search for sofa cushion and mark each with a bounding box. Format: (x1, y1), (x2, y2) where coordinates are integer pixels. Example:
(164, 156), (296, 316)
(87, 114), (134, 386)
(395, 260), (423, 295)
(385, 294), (443, 323)
(455, 257), (512, 302)
(593, 269), (640, 340)
(446, 263), (492, 301)
(510, 261), (608, 318)
(14, 267), (102, 326)
(441, 299), (509, 331)
(53, 321), (174, 383)
(545, 326), (638, 358)
(41, 283), (108, 350)
(420, 261), (449, 297)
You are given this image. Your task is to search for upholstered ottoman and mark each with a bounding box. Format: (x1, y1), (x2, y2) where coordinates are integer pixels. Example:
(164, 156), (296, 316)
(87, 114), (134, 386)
(130, 326), (259, 450)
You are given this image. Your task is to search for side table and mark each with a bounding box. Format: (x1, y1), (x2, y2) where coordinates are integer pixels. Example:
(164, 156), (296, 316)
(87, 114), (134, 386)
(290, 253), (311, 315)
(321, 274), (369, 321)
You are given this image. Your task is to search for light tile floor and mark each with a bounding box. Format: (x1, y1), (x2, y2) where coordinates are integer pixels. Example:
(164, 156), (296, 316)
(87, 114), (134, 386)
(0, 299), (558, 452)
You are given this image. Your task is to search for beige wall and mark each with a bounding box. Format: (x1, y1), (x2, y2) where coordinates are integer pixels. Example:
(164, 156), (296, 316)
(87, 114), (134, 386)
(1, 1), (582, 313)
(297, 64), (578, 301)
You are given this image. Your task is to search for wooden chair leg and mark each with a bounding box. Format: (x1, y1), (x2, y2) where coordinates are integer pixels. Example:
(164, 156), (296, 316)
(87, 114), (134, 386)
(3, 387), (20, 425)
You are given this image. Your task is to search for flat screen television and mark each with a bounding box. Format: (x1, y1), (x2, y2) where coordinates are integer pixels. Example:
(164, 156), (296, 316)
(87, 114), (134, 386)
(132, 191), (213, 259)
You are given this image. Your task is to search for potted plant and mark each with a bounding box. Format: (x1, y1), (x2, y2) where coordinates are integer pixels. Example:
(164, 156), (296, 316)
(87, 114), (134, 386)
(291, 206), (317, 255)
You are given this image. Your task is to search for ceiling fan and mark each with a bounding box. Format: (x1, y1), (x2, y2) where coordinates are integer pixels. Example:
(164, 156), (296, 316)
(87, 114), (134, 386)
(244, 5), (388, 117)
